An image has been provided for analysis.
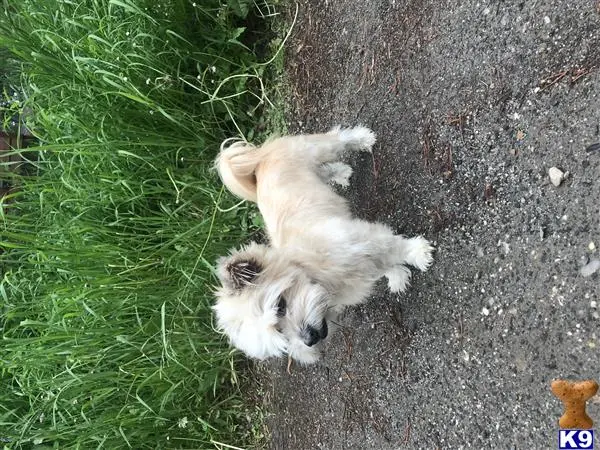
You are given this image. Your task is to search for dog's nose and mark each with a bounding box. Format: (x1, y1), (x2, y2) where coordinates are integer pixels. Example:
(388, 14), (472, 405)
(302, 320), (328, 347)
(303, 326), (320, 347)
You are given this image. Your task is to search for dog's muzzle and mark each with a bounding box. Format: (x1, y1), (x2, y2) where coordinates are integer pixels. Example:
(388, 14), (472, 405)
(301, 319), (328, 347)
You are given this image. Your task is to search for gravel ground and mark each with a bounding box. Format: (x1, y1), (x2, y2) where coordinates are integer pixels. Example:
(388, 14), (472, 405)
(250, 1), (600, 448)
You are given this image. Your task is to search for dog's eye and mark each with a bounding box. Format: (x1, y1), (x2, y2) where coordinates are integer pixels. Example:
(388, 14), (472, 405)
(276, 296), (287, 317)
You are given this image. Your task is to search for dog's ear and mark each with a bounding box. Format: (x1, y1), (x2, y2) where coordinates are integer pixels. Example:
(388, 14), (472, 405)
(217, 255), (263, 290)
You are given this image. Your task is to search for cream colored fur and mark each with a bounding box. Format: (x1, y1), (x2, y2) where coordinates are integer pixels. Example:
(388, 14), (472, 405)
(213, 126), (433, 364)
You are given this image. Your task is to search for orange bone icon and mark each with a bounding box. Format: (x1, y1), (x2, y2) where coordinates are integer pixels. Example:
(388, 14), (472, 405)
(551, 379), (598, 429)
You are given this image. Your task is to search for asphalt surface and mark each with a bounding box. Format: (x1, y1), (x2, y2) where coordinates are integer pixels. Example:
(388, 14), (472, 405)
(252, 1), (600, 448)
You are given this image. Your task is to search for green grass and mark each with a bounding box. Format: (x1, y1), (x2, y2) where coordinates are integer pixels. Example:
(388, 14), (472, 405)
(0, 0), (286, 448)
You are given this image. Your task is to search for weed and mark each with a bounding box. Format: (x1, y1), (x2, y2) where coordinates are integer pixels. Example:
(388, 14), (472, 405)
(0, 0), (284, 447)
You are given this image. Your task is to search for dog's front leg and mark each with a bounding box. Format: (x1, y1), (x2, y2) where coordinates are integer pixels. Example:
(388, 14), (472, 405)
(351, 221), (434, 294)
(383, 235), (434, 293)
(300, 126), (376, 164)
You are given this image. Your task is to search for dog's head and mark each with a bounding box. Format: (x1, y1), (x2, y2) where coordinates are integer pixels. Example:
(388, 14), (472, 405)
(213, 242), (330, 364)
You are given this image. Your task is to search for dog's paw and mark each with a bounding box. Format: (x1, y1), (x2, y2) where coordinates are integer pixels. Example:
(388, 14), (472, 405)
(404, 236), (434, 271)
(338, 125), (376, 152)
(386, 265), (412, 293)
(327, 162), (353, 187)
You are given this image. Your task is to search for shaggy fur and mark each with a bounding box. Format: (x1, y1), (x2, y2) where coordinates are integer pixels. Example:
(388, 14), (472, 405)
(213, 126), (433, 364)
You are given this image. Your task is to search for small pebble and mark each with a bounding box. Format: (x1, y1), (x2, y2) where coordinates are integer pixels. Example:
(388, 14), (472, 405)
(548, 167), (565, 187)
(589, 241), (596, 251)
(580, 259), (600, 277)
(482, 307), (490, 316)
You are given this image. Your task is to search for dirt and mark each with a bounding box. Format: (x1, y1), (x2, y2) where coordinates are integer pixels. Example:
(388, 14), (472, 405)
(251, 1), (600, 448)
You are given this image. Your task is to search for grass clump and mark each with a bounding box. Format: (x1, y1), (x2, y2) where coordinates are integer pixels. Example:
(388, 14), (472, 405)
(0, 0), (283, 447)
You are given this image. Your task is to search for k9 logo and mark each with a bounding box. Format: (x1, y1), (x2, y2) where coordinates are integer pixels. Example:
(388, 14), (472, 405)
(558, 430), (595, 450)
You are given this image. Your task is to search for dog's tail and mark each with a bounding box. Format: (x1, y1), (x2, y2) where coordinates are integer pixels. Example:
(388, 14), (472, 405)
(215, 138), (267, 202)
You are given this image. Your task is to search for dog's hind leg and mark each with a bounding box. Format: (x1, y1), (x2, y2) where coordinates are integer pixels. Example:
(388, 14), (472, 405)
(318, 162), (353, 187)
(300, 126), (376, 164)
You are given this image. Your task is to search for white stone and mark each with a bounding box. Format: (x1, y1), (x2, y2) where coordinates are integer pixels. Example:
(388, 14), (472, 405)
(548, 167), (564, 187)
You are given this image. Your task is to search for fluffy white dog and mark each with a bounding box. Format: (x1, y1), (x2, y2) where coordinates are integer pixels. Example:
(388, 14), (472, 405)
(213, 126), (433, 364)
